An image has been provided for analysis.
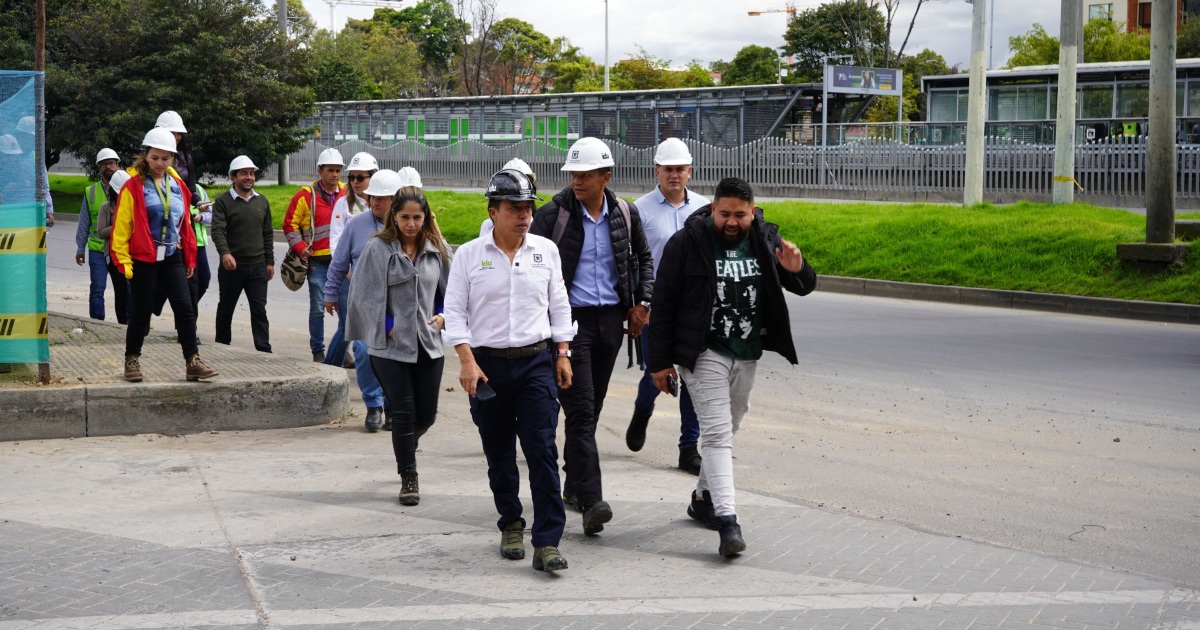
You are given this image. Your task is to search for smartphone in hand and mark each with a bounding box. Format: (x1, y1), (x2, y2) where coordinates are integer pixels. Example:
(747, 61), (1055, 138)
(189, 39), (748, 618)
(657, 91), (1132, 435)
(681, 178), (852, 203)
(667, 374), (679, 397)
(475, 378), (497, 401)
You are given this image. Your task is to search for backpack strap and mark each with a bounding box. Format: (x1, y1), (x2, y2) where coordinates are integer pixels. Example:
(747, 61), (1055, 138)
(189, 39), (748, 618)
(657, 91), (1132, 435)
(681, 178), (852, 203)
(551, 205), (571, 245)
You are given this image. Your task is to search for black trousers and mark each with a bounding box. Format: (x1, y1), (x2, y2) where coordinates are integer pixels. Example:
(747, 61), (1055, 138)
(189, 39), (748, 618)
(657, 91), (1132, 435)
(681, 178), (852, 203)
(469, 348), (566, 548)
(370, 349), (444, 474)
(559, 304), (626, 505)
(105, 259), (131, 325)
(125, 251), (198, 359)
(215, 263), (271, 353)
(188, 245), (211, 309)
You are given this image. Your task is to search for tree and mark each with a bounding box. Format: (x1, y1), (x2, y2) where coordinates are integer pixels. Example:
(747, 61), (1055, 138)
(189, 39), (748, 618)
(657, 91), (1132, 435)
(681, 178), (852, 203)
(721, 44), (781, 86)
(483, 17), (556, 94)
(1005, 20), (1152, 68)
(543, 39), (601, 93)
(43, 0), (313, 178)
(1180, 16), (1200, 58)
(286, 0), (318, 45)
(783, 0), (888, 82)
(308, 31), (372, 102)
(373, 0), (465, 96)
(863, 48), (951, 123)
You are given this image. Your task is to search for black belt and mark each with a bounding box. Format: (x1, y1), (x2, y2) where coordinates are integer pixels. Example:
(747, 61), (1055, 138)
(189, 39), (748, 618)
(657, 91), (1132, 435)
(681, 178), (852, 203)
(474, 341), (548, 360)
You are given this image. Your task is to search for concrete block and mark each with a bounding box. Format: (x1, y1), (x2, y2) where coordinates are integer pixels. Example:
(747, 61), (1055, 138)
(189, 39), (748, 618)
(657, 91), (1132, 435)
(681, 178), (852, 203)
(815, 276), (867, 295)
(957, 288), (1014, 308)
(85, 373), (348, 437)
(1011, 292), (1072, 313)
(0, 386), (87, 441)
(862, 279), (962, 304)
(1116, 242), (1189, 263)
(1176, 220), (1200, 241)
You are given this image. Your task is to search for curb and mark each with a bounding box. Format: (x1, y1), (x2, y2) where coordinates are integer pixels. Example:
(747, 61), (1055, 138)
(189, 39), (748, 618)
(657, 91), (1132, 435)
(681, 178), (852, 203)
(817, 276), (1200, 325)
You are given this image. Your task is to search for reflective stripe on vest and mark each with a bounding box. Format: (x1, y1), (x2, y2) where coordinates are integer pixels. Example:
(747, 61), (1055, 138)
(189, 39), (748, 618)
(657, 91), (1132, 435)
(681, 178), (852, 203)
(86, 183), (107, 252)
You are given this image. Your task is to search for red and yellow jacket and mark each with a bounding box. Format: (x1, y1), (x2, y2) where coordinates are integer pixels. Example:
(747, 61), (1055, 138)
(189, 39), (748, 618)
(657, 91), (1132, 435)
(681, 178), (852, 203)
(282, 181), (346, 257)
(110, 171), (196, 279)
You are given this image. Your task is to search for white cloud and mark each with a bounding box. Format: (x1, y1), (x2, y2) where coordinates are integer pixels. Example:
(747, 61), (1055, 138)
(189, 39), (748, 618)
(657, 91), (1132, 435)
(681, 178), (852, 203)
(299, 0), (1061, 72)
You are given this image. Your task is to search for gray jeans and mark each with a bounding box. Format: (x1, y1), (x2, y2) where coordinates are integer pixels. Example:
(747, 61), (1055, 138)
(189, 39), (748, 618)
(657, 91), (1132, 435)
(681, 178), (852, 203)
(678, 349), (758, 518)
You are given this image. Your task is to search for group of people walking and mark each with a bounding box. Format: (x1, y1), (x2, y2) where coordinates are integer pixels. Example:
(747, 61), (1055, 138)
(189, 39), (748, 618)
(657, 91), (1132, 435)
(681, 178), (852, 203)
(73, 126), (817, 571)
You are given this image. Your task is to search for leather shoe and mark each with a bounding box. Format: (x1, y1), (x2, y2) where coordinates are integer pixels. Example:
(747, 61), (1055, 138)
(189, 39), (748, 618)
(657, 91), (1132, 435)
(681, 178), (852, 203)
(715, 515), (746, 558)
(687, 489), (719, 528)
(581, 499), (612, 536)
(678, 445), (702, 475)
(625, 411), (651, 451)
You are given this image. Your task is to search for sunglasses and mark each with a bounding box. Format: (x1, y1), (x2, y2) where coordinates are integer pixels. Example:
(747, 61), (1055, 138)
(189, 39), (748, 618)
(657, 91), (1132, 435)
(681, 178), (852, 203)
(347, 175), (370, 183)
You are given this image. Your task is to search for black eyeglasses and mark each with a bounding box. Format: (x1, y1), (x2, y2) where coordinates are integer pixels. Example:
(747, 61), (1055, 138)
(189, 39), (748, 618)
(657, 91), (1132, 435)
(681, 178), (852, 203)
(347, 175), (370, 183)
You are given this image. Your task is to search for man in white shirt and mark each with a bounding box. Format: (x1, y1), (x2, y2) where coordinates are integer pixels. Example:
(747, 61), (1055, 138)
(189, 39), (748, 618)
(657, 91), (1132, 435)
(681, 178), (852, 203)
(443, 169), (574, 573)
(626, 138), (709, 476)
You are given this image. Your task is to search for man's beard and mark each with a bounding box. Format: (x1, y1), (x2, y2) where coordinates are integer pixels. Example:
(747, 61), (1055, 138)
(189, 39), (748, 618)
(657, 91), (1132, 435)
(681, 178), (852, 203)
(714, 223), (748, 246)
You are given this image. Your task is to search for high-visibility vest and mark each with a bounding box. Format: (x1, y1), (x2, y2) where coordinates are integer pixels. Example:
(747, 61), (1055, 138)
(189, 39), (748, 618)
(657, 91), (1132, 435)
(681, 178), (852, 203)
(85, 183), (107, 252)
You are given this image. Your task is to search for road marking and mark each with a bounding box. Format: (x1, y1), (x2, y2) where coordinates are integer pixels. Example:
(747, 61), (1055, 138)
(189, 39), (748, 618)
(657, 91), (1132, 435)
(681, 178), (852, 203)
(0, 589), (1179, 629)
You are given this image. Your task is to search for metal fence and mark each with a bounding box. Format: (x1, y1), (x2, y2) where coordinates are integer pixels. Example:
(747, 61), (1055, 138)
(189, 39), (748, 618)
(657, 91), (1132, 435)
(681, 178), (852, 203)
(50, 134), (1200, 206)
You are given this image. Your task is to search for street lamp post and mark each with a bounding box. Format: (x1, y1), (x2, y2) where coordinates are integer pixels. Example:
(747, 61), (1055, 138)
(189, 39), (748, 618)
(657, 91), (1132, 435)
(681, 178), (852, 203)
(604, 0), (610, 92)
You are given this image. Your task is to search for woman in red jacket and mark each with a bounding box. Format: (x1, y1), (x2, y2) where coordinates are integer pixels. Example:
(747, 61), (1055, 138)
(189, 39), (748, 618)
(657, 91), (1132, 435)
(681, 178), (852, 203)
(110, 128), (218, 383)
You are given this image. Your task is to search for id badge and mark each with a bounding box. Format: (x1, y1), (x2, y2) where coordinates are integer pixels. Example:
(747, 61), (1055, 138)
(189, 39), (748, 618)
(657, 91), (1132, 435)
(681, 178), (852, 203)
(156, 245), (166, 261)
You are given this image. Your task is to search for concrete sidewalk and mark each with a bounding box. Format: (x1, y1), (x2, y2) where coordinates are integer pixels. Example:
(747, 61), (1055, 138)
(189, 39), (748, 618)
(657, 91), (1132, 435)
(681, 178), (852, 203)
(0, 313), (349, 441)
(1, 417), (1197, 629)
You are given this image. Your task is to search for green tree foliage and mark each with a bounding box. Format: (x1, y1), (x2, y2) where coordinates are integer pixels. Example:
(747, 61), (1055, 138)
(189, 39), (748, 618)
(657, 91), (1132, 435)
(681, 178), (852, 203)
(1179, 17), (1200, 58)
(286, 0), (318, 44)
(371, 0), (465, 96)
(478, 17), (557, 94)
(607, 48), (714, 91)
(543, 40), (601, 93)
(783, 0), (888, 82)
(309, 32), (372, 102)
(720, 45), (782, 86)
(1005, 19), (1153, 68)
(3, 0), (313, 176)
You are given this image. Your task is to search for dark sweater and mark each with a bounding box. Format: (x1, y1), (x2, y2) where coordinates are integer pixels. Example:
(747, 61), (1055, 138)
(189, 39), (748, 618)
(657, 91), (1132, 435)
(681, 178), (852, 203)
(211, 189), (274, 266)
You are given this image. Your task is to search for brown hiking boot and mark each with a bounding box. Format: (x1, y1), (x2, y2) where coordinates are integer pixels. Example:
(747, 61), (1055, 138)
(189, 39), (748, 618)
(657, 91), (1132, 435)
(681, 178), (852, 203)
(185, 354), (219, 381)
(398, 470), (419, 506)
(123, 355), (143, 382)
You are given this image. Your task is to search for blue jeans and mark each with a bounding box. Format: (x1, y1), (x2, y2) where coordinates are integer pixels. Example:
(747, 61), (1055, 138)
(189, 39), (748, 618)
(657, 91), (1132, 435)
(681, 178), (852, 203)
(353, 340), (386, 408)
(306, 260), (330, 353)
(322, 280), (351, 366)
(633, 333), (700, 448)
(87, 250), (108, 320)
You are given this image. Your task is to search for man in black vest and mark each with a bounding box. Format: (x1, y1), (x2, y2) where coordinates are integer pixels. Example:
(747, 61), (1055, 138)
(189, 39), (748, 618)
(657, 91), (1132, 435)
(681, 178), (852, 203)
(530, 137), (654, 537)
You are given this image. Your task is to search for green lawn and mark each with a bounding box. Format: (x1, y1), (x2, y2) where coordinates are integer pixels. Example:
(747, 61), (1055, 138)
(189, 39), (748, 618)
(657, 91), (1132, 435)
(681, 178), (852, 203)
(51, 175), (1200, 304)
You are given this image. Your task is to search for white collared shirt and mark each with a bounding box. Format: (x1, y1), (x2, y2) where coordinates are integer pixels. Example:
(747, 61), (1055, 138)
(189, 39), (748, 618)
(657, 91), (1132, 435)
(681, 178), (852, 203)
(634, 186), (709, 278)
(329, 194), (366, 254)
(229, 187), (260, 202)
(443, 230), (574, 349)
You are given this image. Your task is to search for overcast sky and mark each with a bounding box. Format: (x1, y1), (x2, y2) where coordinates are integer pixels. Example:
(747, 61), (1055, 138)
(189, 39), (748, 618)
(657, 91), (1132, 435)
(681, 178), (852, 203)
(299, 0), (1063, 73)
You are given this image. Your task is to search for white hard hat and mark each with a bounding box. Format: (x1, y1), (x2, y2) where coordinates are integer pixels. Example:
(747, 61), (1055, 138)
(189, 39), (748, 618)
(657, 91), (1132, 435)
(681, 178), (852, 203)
(228, 155), (257, 173)
(317, 148), (344, 167)
(502, 157), (536, 181)
(364, 169), (404, 197)
(397, 166), (423, 189)
(15, 116), (34, 135)
(0, 134), (22, 155)
(108, 170), (132, 194)
(155, 111), (187, 134)
(346, 152), (379, 172)
(654, 137), (692, 166)
(561, 137), (615, 171)
(142, 128), (177, 153)
(96, 148), (119, 164)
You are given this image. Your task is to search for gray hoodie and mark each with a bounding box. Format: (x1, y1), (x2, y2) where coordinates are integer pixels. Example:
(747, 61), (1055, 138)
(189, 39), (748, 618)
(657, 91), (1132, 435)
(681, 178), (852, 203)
(345, 235), (451, 362)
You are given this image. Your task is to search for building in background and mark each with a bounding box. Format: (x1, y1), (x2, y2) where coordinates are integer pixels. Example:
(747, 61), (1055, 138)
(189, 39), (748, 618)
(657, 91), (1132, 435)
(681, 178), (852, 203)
(1084, 1), (1200, 31)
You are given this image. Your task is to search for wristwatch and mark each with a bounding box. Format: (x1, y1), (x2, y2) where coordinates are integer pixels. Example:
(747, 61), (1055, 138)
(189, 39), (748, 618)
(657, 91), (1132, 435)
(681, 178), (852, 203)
(639, 300), (651, 311)
(557, 349), (572, 358)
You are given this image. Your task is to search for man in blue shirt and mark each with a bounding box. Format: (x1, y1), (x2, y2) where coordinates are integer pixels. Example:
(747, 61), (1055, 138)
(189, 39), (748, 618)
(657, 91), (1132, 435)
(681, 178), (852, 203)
(530, 137), (654, 537)
(625, 138), (709, 475)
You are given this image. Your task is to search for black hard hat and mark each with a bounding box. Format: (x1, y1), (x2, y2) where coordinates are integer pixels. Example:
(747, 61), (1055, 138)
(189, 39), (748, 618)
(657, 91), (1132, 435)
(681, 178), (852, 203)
(485, 169), (541, 202)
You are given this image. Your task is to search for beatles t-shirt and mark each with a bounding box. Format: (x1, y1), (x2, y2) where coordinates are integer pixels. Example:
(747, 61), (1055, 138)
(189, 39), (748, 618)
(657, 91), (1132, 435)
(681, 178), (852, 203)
(706, 228), (763, 361)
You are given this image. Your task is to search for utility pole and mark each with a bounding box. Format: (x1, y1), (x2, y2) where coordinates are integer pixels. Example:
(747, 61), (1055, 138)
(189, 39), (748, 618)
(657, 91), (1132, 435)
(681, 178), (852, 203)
(963, 0), (989, 206)
(1052, 0), (1080, 205)
(1145, 0), (1176, 244)
(34, 0), (45, 71)
(604, 0), (610, 92)
(278, 0), (290, 185)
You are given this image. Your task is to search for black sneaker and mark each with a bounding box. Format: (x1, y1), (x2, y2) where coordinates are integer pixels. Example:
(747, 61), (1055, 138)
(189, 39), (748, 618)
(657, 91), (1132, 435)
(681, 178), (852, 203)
(313, 350), (325, 363)
(581, 500), (613, 536)
(716, 516), (746, 558)
(687, 489), (719, 529)
(364, 407), (384, 432)
(625, 411), (651, 451)
(678, 445), (702, 475)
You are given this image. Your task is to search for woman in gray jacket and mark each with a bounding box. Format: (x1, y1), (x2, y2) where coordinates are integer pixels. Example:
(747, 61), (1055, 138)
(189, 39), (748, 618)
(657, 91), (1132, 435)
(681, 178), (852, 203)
(346, 186), (453, 506)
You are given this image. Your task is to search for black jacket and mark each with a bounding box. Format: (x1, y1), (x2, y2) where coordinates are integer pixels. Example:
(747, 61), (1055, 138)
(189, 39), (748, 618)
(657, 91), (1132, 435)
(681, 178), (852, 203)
(531, 186), (654, 310)
(647, 205), (817, 372)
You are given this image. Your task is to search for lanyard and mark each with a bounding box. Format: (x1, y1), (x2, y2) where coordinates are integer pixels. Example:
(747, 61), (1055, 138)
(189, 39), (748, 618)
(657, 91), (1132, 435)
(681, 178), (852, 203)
(153, 177), (172, 244)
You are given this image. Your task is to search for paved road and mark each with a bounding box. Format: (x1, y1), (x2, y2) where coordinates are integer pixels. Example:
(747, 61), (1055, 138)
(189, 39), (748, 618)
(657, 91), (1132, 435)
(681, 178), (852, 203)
(41, 220), (1200, 591)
